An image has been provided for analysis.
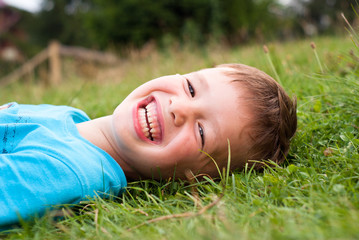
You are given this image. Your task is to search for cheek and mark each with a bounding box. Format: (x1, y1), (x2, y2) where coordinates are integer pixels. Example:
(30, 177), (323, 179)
(150, 135), (197, 165)
(131, 78), (168, 93)
(169, 137), (199, 161)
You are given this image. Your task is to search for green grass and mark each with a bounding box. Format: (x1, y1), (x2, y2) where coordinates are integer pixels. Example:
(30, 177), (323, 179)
(1, 34), (359, 239)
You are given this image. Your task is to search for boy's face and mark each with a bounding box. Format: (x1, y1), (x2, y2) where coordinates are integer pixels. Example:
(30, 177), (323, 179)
(112, 67), (252, 179)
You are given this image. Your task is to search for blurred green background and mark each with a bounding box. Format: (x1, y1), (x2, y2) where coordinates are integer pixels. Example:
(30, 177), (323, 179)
(0, 0), (357, 74)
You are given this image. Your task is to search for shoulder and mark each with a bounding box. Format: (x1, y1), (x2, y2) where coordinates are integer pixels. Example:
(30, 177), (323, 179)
(0, 102), (127, 193)
(0, 102), (90, 124)
(22, 103), (90, 122)
(0, 151), (84, 226)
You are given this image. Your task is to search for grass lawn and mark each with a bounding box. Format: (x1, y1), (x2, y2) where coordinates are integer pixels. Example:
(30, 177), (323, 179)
(1, 34), (358, 239)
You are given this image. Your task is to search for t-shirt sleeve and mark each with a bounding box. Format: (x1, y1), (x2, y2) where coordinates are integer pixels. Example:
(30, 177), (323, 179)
(0, 151), (83, 227)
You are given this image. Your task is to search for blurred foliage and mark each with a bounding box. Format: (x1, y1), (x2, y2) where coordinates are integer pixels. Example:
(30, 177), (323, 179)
(5, 0), (359, 56)
(19, 0), (285, 50)
(285, 0), (358, 36)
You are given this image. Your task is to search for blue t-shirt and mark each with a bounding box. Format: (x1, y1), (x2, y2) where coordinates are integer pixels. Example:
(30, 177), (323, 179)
(0, 103), (127, 227)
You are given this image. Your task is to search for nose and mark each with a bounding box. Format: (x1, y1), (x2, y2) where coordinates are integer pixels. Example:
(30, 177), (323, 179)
(169, 96), (198, 127)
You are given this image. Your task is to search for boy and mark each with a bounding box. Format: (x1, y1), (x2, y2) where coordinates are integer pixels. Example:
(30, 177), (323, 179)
(0, 63), (297, 227)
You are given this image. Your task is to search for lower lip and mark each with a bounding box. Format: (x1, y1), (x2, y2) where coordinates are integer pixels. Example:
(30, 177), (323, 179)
(133, 96), (163, 144)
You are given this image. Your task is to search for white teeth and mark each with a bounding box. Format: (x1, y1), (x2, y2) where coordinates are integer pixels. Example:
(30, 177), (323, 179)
(139, 108), (147, 131)
(149, 121), (157, 128)
(143, 128), (150, 137)
(147, 102), (155, 109)
(139, 109), (146, 120)
(138, 101), (162, 142)
(140, 116), (146, 124)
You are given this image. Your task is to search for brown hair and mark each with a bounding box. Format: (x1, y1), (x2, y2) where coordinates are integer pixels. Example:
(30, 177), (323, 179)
(217, 63), (297, 169)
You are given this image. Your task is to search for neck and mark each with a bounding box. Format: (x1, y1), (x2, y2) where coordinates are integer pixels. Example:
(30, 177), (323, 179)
(76, 116), (137, 179)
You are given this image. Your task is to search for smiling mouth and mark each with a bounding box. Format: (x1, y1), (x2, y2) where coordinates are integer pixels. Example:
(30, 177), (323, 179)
(138, 99), (162, 142)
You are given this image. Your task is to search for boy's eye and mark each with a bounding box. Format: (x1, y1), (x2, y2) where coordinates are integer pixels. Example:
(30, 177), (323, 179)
(198, 124), (205, 148)
(187, 80), (195, 97)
